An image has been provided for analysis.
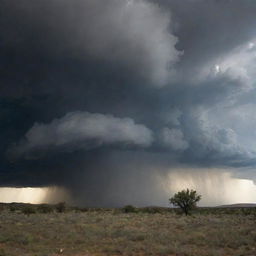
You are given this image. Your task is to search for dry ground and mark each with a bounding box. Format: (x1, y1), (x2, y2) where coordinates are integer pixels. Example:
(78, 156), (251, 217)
(0, 209), (255, 256)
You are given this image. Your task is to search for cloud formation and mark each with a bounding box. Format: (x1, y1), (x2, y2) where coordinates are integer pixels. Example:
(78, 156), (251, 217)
(160, 128), (188, 151)
(12, 112), (153, 156)
(1, 0), (181, 87)
(197, 38), (256, 91)
(1, 0), (256, 206)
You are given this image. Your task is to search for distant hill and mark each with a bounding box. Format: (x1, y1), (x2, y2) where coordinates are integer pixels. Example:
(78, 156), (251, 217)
(217, 203), (256, 208)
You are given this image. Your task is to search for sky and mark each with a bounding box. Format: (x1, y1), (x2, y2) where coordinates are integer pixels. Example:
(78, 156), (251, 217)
(1, 0), (256, 206)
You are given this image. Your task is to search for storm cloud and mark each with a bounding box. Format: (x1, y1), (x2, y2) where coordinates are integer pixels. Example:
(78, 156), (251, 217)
(1, 0), (181, 87)
(1, 0), (256, 206)
(11, 111), (153, 157)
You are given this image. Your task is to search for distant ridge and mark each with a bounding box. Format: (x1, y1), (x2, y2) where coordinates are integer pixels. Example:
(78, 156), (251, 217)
(217, 203), (256, 208)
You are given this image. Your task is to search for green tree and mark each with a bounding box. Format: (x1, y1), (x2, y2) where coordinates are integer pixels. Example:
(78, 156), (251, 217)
(169, 189), (201, 215)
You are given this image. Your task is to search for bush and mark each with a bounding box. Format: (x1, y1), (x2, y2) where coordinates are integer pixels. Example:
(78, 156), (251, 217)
(22, 206), (36, 215)
(56, 202), (66, 213)
(9, 204), (19, 212)
(141, 207), (165, 214)
(79, 207), (89, 212)
(122, 205), (138, 213)
(37, 204), (54, 214)
(0, 205), (4, 213)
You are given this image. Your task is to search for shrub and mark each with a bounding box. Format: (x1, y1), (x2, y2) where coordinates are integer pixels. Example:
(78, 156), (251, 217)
(37, 204), (54, 214)
(169, 189), (201, 215)
(0, 205), (4, 213)
(122, 205), (137, 213)
(79, 207), (89, 212)
(56, 202), (66, 213)
(9, 204), (19, 212)
(22, 206), (36, 215)
(141, 207), (164, 214)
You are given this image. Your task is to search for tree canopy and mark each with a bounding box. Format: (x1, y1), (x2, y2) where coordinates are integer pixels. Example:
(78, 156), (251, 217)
(169, 189), (201, 215)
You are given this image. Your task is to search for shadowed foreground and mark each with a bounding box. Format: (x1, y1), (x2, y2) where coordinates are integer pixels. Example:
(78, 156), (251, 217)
(0, 207), (255, 256)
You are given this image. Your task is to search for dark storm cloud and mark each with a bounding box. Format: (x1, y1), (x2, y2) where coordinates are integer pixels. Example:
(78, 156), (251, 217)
(155, 0), (256, 69)
(0, 0), (181, 89)
(1, 0), (256, 206)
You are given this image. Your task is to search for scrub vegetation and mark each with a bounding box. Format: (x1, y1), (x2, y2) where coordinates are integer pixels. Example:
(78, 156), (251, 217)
(0, 203), (255, 256)
(169, 189), (201, 215)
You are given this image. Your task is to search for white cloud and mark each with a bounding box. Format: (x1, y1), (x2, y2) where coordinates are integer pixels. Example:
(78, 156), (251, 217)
(199, 38), (256, 90)
(12, 112), (154, 156)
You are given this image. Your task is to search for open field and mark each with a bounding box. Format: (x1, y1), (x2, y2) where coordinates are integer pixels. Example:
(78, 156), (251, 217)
(0, 204), (255, 256)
